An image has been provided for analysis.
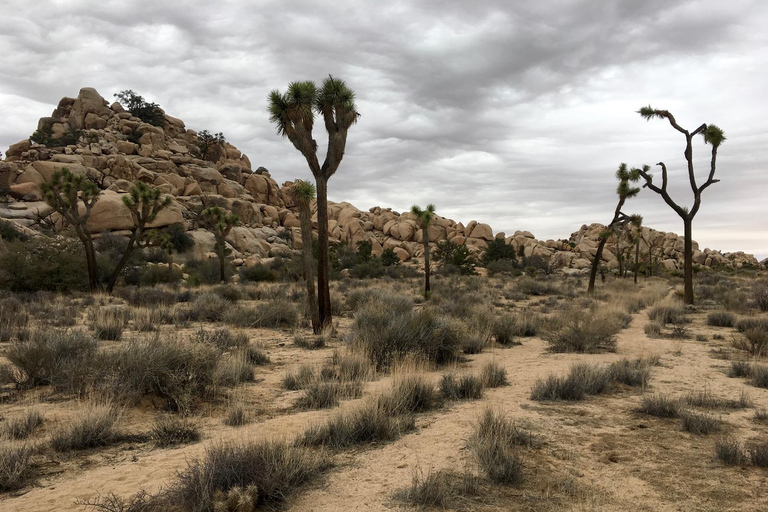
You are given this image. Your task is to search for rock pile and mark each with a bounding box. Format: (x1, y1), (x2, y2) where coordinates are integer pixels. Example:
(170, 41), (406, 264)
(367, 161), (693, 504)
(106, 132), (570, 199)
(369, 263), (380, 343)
(0, 87), (759, 272)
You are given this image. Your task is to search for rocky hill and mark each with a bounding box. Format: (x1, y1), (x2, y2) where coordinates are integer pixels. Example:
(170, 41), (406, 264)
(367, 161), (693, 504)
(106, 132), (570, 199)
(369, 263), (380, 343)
(0, 87), (759, 272)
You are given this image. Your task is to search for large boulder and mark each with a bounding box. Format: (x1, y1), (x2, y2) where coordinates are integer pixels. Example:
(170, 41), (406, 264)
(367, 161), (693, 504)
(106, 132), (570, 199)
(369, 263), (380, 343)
(68, 88), (112, 130)
(84, 192), (185, 233)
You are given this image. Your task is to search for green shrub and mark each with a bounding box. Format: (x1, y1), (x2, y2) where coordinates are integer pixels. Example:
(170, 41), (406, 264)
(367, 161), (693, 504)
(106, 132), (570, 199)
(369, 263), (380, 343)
(115, 286), (178, 307)
(114, 90), (165, 126)
(0, 238), (88, 293)
(185, 258), (233, 285)
(0, 220), (28, 242)
(349, 260), (385, 279)
(381, 248), (400, 267)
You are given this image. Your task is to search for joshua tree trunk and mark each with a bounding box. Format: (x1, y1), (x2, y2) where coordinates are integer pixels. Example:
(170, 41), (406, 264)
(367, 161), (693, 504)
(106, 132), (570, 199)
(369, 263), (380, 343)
(634, 239), (640, 284)
(588, 237), (609, 294)
(683, 217), (694, 304)
(81, 231), (99, 293)
(422, 229), (430, 297)
(315, 177), (333, 329)
(105, 231), (139, 294)
(298, 199), (321, 334)
(216, 239), (226, 283)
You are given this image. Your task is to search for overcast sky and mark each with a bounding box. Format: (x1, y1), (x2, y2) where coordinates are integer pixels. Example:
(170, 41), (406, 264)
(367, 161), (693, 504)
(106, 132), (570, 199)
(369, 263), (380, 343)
(2, 0), (766, 259)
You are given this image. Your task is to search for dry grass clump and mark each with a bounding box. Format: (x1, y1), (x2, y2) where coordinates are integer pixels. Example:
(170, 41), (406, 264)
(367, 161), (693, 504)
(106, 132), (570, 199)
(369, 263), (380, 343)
(679, 411), (722, 435)
(440, 374), (484, 401)
(753, 281), (768, 312)
(491, 315), (521, 346)
(683, 388), (752, 410)
(1, 409), (44, 440)
(345, 288), (413, 314)
(750, 364), (768, 389)
(352, 304), (462, 370)
(115, 286), (178, 307)
(6, 329), (98, 391)
(644, 320), (664, 338)
(0, 297), (29, 342)
(282, 365), (315, 391)
(735, 317), (768, 333)
(151, 415), (201, 447)
(195, 327), (249, 351)
(0, 442), (36, 492)
(89, 307), (129, 341)
(469, 409), (532, 485)
(189, 292), (229, 322)
(647, 300), (688, 325)
(213, 352), (254, 387)
(294, 332), (327, 350)
(51, 403), (122, 451)
(639, 394), (681, 418)
(131, 307), (160, 332)
(223, 300), (299, 329)
(732, 328), (768, 357)
(112, 336), (220, 412)
(716, 437), (747, 465)
(543, 306), (624, 353)
(224, 402), (251, 427)
(299, 398), (416, 449)
(295, 381), (346, 410)
(480, 361), (508, 388)
(728, 360), (753, 378)
(531, 358), (653, 401)
(379, 372), (442, 415)
(242, 344), (270, 366)
(398, 467), (481, 508)
(707, 311), (736, 327)
(85, 440), (329, 511)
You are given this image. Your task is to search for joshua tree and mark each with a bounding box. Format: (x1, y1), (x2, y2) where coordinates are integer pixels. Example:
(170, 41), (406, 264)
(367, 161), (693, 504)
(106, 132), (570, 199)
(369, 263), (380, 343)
(292, 180), (321, 334)
(105, 182), (171, 293)
(588, 163), (643, 294)
(200, 206), (239, 283)
(41, 168), (100, 292)
(411, 204), (436, 298)
(636, 106), (725, 304)
(268, 76), (360, 329)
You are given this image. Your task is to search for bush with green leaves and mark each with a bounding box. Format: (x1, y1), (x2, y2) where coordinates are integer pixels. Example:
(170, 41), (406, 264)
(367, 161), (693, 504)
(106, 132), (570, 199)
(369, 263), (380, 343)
(239, 264), (279, 283)
(0, 238), (89, 293)
(29, 124), (82, 148)
(381, 248), (400, 267)
(196, 130), (227, 161)
(114, 90), (165, 127)
(543, 306), (624, 353)
(0, 220), (27, 242)
(481, 238), (518, 266)
(434, 240), (476, 275)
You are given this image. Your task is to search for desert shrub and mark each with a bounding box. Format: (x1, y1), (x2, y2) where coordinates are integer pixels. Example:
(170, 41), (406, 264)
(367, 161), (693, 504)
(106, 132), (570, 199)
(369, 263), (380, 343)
(151, 415), (201, 447)
(300, 396), (415, 449)
(510, 309), (541, 337)
(644, 321), (663, 338)
(295, 381), (343, 410)
(114, 90), (165, 126)
(131, 308), (159, 332)
(486, 259), (522, 276)
(0, 219), (28, 242)
(750, 364), (768, 389)
(530, 363), (613, 401)
(461, 333), (486, 354)
(2, 410), (44, 440)
(214, 353), (254, 387)
(223, 300), (299, 328)
(469, 409), (529, 485)
(6, 329), (98, 390)
(707, 311), (736, 327)
(647, 302), (688, 325)
(242, 345), (270, 366)
(732, 328), (768, 357)
(543, 307), (623, 353)
(377, 373), (441, 415)
(349, 260), (385, 279)
(492, 315), (520, 346)
(239, 264), (278, 283)
(195, 327), (248, 351)
(212, 284), (243, 302)
(399, 467), (480, 508)
(728, 360), (753, 378)
(112, 336), (220, 411)
(189, 292), (228, 322)
(749, 442), (768, 467)
(184, 258), (233, 286)
(679, 411), (722, 435)
(282, 365), (315, 391)
(0, 238), (88, 293)
(345, 288), (413, 314)
(115, 286), (178, 307)
(0, 297), (29, 342)
(51, 403), (122, 451)
(639, 394), (680, 418)
(440, 374), (484, 401)
(434, 240), (477, 275)
(515, 276), (559, 296)
(89, 307), (128, 341)
(136, 264), (183, 286)
(716, 437), (746, 465)
(753, 282), (768, 312)
(158, 440), (328, 510)
(294, 332), (327, 350)
(0, 442), (35, 492)
(608, 358), (653, 388)
(224, 403), (250, 427)
(351, 305), (462, 370)
(735, 317), (768, 333)
(323, 351), (374, 384)
(481, 361), (508, 388)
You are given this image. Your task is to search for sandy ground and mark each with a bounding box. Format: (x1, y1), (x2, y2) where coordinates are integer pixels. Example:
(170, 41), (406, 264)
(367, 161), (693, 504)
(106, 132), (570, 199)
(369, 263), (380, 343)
(2, 286), (768, 512)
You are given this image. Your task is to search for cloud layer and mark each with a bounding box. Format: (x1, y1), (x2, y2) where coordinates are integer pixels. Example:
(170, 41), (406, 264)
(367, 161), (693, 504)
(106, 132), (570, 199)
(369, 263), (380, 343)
(2, 0), (766, 258)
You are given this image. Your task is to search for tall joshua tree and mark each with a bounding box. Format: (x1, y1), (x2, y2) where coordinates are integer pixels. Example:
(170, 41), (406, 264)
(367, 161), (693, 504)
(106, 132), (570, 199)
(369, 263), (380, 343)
(636, 106), (726, 304)
(588, 164), (643, 294)
(41, 168), (100, 292)
(411, 204), (436, 298)
(268, 76), (360, 329)
(293, 180), (321, 334)
(201, 206), (240, 283)
(105, 182), (171, 293)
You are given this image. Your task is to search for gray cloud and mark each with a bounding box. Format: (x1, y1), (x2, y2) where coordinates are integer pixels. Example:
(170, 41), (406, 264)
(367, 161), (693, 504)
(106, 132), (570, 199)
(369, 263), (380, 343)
(2, 0), (767, 258)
